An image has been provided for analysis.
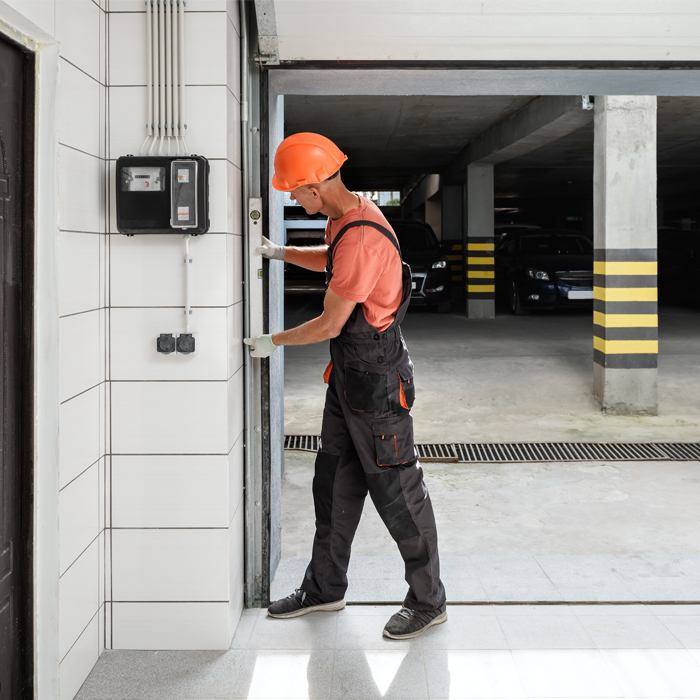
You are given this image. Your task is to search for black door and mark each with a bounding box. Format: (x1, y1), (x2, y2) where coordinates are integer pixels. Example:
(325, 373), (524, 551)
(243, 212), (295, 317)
(0, 34), (34, 700)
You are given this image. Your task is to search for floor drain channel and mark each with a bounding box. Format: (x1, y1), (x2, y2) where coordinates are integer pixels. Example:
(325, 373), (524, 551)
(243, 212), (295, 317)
(284, 435), (320, 452)
(284, 437), (700, 463)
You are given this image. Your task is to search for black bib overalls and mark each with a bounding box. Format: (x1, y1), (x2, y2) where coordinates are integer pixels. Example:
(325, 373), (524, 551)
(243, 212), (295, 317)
(301, 220), (446, 611)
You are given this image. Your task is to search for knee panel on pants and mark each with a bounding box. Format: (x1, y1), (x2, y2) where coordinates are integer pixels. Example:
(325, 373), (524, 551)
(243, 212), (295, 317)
(366, 469), (420, 542)
(312, 451), (340, 525)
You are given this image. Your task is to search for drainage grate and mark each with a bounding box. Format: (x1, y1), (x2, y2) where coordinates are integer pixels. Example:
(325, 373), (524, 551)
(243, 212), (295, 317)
(284, 435), (320, 452)
(416, 443), (459, 462)
(284, 437), (700, 463)
(451, 442), (695, 463)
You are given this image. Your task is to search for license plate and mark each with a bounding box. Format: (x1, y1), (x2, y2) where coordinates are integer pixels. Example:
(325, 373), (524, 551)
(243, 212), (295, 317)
(568, 290), (593, 300)
(412, 281), (417, 290)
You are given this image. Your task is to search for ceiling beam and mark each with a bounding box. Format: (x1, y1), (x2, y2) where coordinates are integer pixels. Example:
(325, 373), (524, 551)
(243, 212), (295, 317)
(442, 95), (594, 185)
(401, 174), (441, 216)
(254, 0), (279, 65)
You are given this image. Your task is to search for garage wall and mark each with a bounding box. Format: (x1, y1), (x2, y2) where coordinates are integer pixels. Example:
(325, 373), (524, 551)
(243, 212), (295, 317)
(274, 0), (700, 62)
(107, 0), (244, 661)
(1, 0), (244, 698)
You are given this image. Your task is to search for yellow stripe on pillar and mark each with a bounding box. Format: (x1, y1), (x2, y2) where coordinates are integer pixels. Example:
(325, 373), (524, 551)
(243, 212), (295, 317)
(467, 243), (495, 251)
(593, 337), (659, 354)
(468, 285), (495, 293)
(593, 261), (658, 275)
(467, 257), (494, 265)
(468, 271), (495, 279)
(593, 287), (658, 302)
(593, 312), (658, 328)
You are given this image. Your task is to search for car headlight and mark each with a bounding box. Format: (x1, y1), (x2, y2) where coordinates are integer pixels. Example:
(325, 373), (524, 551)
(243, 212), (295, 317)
(431, 259), (448, 269)
(526, 268), (550, 281)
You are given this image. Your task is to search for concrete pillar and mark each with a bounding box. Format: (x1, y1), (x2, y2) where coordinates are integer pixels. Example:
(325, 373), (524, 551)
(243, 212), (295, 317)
(593, 95), (658, 415)
(466, 163), (495, 318)
(425, 199), (442, 239)
(442, 186), (462, 240)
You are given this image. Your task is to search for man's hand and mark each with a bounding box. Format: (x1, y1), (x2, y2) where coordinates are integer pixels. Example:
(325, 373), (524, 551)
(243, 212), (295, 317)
(244, 334), (278, 358)
(256, 236), (285, 260)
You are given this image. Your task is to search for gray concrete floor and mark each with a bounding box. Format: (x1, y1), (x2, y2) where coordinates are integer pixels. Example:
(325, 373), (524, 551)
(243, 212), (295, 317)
(283, 298), (700, 442)
(281, 452), (700, 558)
(77, 604), (700, 699)
(275, 451), (700, 603)
(279, 298), (700, 603)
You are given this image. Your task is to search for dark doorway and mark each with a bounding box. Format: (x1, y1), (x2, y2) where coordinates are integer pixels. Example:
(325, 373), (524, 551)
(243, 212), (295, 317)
(0, 34), (34, 700)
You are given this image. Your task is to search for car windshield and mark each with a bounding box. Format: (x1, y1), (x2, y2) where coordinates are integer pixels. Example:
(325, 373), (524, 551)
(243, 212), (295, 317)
(519, 233), (593, 255)
(393, 224), (439, 250)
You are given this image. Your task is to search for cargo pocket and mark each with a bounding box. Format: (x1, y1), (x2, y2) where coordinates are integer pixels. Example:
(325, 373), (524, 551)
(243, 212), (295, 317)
(397, 361), (415, 412)
(372, 414), (416, 467)
(345, 367), (389, 412)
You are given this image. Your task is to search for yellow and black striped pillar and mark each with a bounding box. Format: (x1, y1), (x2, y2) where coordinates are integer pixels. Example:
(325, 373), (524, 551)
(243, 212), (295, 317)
(466, 236), (495, 317)
(593, 248), (658, 413)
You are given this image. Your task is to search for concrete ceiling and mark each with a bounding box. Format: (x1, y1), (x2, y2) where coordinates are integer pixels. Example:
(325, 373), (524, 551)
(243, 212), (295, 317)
(284, 95), (700, 215)
(284, 95), (533, 190)
(495, 97), (700, 208)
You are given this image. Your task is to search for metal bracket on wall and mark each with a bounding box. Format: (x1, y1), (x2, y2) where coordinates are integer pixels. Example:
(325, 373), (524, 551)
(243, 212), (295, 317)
(253, 0), (280, 65)
(257, 36), (279, 66)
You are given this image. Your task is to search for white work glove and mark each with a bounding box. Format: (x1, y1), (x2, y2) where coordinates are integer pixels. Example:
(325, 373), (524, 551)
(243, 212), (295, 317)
(244, 334), (278, 358)
(256, 235), (285, 260)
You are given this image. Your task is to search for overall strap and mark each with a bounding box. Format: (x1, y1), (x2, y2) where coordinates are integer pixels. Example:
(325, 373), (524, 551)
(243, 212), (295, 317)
(327, 219), (402, 260)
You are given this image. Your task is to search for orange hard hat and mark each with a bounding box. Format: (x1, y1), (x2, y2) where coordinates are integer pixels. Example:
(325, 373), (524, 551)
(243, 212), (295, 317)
(271, 132), (348, 191)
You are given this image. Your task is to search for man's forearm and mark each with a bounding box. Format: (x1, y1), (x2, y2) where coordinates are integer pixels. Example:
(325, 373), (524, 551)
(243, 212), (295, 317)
(282, 245), (328, 272)
(269, 288), (356, 348)
(272, 315), (339, 346)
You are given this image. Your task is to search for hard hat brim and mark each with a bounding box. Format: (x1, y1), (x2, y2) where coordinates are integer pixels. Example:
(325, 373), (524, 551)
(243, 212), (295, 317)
(271, 173), (293, 192)
(271, 161), (347, 193)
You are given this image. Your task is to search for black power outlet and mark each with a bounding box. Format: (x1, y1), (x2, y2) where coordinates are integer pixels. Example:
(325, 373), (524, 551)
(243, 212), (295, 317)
(176, 333), (195, 354)
(157, 333), (176, 354)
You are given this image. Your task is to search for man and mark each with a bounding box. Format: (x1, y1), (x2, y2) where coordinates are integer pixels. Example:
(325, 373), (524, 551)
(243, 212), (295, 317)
(244, 132), (446, 640)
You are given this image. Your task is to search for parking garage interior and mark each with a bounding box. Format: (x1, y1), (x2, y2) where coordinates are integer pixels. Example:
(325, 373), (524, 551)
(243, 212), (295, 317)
(272, 90), (700, 604)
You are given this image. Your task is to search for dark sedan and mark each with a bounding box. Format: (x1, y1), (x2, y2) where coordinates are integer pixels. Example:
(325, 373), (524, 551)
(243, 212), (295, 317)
(284, 219), (453, 313)
(390, 221), (453, 313)
(495, 229), (594, 314)
(659, 230), (700, 304)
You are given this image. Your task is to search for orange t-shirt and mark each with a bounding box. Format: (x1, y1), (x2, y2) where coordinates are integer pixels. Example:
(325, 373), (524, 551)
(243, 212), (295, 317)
(325, 196), (402, 332)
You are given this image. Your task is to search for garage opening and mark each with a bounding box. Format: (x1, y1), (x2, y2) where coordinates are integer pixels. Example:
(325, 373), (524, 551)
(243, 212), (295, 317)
(266, 79), (700, 605)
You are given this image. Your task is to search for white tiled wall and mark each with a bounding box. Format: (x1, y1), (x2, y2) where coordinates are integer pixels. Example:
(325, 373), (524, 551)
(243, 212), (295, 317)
(50, 1), (110, 695)
(6, 0), (244, 696)
(106, 0), (244, 673)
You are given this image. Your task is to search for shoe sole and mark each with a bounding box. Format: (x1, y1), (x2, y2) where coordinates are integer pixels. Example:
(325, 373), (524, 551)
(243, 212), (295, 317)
(267, 599), (346, 619)
(382, 610), (448, 640)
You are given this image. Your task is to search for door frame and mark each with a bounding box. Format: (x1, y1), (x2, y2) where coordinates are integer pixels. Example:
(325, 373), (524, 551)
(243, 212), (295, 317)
(0, 6), (60, 698)
(257, 64), (700, 598)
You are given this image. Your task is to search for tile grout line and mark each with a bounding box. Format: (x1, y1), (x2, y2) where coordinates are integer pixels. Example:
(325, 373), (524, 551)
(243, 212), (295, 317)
(653, 610), (694, 650)
(60, 532), (101, 581)
(60, 608), (101, 667)
(59, 457), (102, 494)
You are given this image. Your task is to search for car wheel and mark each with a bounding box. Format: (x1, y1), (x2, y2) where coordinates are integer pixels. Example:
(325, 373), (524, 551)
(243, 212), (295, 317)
(510, 280), (528, 316)
(434, 301), (451, 314)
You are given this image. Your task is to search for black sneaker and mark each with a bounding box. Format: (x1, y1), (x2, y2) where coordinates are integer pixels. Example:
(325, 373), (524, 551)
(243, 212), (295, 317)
(382, 603), (447, 639)
(267, 589), (346, 619)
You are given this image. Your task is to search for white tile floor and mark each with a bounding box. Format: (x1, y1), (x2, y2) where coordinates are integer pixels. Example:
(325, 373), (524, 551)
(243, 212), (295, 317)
(75, 604), (700, 699)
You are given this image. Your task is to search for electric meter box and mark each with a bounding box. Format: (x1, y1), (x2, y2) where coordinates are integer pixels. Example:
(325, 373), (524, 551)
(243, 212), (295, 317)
(116, 155), (210, 235)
